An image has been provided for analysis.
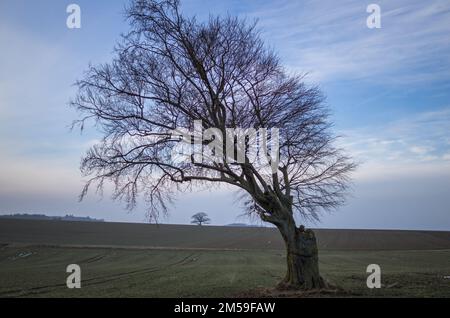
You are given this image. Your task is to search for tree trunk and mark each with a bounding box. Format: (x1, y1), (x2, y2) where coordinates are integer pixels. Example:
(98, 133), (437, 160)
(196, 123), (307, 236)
(277, 221), (327, 290)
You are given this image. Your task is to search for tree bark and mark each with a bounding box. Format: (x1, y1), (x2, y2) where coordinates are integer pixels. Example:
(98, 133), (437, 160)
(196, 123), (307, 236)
(276, 220), (327, 290)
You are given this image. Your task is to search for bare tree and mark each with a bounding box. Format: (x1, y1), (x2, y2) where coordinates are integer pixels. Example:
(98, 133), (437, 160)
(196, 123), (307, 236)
(72, 0), (356, 290)
(191, 212), (210, 226)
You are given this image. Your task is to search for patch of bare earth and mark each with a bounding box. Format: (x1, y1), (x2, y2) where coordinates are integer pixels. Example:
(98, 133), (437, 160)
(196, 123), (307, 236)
(234, 286), (354, 298)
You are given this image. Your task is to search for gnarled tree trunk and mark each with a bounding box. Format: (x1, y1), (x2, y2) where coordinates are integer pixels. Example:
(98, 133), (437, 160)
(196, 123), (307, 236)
(276, 219), (327, 290)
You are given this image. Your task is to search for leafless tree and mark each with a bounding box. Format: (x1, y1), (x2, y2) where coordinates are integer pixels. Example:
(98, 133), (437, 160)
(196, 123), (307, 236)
(191, 212), (210, 226)
(71, 0), (356, 290)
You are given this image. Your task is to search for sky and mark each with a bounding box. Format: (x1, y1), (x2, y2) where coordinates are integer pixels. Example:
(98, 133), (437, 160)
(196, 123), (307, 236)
(0, 0), (449, 230)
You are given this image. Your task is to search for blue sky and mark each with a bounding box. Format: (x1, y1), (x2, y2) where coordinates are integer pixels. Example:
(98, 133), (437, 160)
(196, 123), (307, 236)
(0, 0), (449, 229)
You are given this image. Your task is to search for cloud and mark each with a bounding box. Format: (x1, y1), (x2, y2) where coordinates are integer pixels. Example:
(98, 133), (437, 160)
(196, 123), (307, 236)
(409, 146), (433, 155)
(318, 171), (450, 230)
(244, 0), (450, 85)
(340, 106), (450, 180)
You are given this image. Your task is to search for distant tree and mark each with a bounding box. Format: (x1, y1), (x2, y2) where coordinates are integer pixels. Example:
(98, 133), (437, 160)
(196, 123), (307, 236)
(191, 212), (211, 226)
(72, 0), (356, 290)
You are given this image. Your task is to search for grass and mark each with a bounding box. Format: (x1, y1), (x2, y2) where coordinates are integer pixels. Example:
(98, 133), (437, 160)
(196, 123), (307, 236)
(1, 246), (449, 297)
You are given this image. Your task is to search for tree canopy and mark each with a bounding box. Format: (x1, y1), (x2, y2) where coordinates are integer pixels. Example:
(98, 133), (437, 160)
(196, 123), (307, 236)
(72, 0), (356, 226)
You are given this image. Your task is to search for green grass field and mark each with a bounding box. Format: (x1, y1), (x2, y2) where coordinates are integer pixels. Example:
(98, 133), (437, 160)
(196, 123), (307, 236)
(1, 245), (449, 297)
(1, 219), (450, 297)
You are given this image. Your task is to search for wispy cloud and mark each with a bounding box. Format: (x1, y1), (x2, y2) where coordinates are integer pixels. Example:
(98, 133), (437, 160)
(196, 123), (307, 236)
(340, 107), (450, 180)
(244, 0), (450, 84)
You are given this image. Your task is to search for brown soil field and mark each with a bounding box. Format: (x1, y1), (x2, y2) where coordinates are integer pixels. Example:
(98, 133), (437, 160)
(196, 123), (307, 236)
(1, 219), (449, 250)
